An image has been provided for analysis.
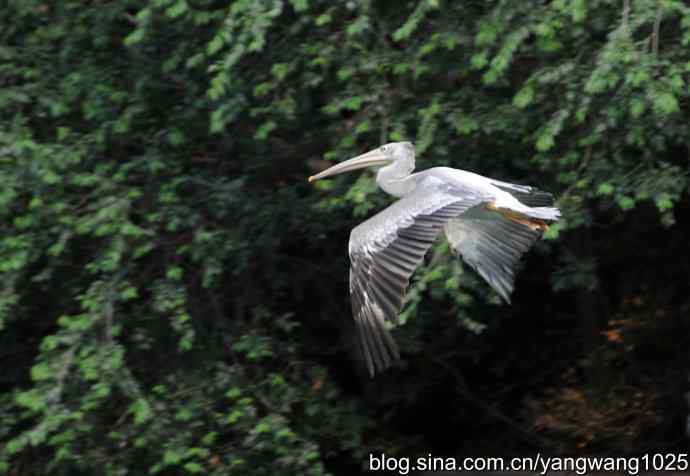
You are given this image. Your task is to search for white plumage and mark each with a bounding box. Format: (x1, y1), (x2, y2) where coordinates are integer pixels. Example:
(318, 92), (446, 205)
(309, 142), (560, 376)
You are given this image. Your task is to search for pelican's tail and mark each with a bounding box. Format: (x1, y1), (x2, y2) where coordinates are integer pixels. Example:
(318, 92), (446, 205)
(523, 206), (561, 222)
(487, 202), (560, 232)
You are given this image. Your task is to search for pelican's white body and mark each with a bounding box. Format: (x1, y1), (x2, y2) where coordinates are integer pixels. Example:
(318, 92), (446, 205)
(378, 153), (534, 216)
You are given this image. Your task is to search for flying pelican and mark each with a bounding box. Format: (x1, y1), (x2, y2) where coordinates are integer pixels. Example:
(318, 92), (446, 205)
(309, 142), (560, 376)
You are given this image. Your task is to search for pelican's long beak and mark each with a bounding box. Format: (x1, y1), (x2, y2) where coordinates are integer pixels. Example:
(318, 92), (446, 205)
(308, 149), (392, 182)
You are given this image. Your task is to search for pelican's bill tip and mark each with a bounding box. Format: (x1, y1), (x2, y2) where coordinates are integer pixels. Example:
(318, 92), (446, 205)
(308, 175), (316, 183)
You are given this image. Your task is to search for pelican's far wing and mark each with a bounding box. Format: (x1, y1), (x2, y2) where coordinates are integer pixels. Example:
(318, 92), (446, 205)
(349, 182), (488, 377)
(489, 179), (555, 207)
(444, 205), (543, 303)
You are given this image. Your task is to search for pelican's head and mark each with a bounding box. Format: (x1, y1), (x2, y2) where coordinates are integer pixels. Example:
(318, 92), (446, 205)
(308, 142), (415, 182)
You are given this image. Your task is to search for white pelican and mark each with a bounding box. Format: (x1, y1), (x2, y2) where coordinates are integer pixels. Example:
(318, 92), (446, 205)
(309, 142), (560, 376)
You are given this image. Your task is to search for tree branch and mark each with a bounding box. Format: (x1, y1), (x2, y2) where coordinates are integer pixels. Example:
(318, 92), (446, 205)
(621, 0), (630, 33)
(652, 4), (662, 56)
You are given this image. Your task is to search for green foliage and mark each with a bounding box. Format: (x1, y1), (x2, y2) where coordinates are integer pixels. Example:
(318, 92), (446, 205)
(1, 0), (690, 473)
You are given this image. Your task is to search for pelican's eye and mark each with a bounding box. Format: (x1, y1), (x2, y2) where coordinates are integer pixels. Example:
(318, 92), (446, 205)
(380, 146), (387, 152)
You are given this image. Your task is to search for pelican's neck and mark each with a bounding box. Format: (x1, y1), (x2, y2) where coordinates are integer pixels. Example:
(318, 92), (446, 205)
(376, 159), (416, 197)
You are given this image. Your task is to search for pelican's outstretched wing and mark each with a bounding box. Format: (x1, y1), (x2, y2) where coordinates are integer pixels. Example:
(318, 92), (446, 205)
(444, 205), (543, 303)
(349, 181), (488, 376)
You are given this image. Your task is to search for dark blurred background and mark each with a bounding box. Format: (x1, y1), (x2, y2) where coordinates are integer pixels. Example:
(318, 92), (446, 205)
(1, 1), (689, 474)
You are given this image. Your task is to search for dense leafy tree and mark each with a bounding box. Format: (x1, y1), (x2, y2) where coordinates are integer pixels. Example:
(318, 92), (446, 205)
(2, 0), (689, 474)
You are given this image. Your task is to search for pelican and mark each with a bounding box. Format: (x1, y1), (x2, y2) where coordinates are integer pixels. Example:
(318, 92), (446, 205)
(309, 142), (560, 376)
